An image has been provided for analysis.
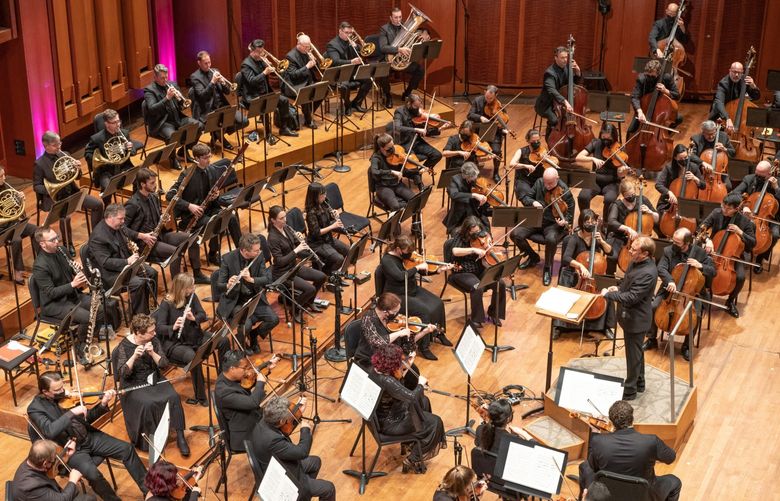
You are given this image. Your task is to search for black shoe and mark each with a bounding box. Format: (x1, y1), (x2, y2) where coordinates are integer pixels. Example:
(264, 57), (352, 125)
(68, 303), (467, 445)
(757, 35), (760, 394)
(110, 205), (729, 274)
(170, 158), (183, 171)
(344, 106), (353, 116)
(305, 121), (318, 129)
(754, 263), (763, 275)
(436, 333), (453, 347)
(176, 431), (190, 457)
(384, 96), (393, 108)
(642, 338), (658, 351)
(68, 244), (76, 257)
(222, 138), (234, 150)
(266, 135), (279, 146)
(518, 253), (540, 270)
(681, 345), (690, 361)
(542, 267), (552, 286)
(207, 254), (221, 266)
(622, 392), (637, 401)
(198, 399), (209, 407)
(419, 349), (438, 361)
(193, 271), (210, 285)
(248, 345), (260, 355)
(493, 174), (501, 184)
(726, 301), (740, 318)
(488, 316), (503, 327)
(293, 311), (304, 324)
(470, 320), (484, 329)
(186, 397), (199, 405)
(138, 441), (149, 453)
(351, 103), (367, 113)
(637, 382), (646, 393)
(279, 128), (299, 137)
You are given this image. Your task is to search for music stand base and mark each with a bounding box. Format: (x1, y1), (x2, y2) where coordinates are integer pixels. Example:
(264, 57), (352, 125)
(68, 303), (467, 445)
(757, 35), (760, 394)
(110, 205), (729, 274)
(333, 163), (352, 173)
(446, 419), (477, 438)
(324, 347), (347, 362)
(484, 344), (515, 363)
(343, 470), (387, 495)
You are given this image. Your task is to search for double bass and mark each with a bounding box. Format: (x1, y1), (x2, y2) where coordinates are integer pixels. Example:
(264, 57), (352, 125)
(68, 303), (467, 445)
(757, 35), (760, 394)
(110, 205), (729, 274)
(725, 46), (760, 162)
(617, 177), (654, 272)
(743, 162), (779, 257)
(574, 219), (608, 320)
(548, 35), (594, 161)
(697, 121), (729, 203)
(655, 0), (688, 101)
(658, 146), (698, 237)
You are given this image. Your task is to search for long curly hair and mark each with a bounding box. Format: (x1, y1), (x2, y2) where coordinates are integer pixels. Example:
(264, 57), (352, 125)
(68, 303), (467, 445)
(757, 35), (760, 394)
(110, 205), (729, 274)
(371, 343), (403, 375)
(144, 459), (178, 496)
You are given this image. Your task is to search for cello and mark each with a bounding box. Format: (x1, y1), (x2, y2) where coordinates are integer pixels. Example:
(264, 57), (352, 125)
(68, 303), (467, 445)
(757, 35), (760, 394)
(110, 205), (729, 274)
(743, 162), (780, 257)
(574, 219), (608, 320)
(725, 47), (760, 162)
(697, 121), (729, 203)
(658, 145), (698, 237)
(618, 177), (654, 272)
(548, 35), (595, 162)
(655, 0), (688, 101)
(653, 230), (706, 334)
(709, 212), (746, 297)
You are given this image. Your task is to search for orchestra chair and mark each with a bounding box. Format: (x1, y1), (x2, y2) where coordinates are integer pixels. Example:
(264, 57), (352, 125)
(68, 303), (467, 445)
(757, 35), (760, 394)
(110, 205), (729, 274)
(0, 339), (39, 407)
(470, 447), (527, 500)
(325, 182), (372, 237)
(439, 237), (472, 318)
(532, 113), (547, 134)
(139, 100), (152, 160)
(366, 167), (392, 222)
(243, 440), (267, 501)
(340, 319), (363, 390)
(286, 207), (307, 235)
(5, 480), (12, 501)
(212, 389), (246, 495)
(373, 265), (385, 298)
(348, 410), (423, 483)
(203, 271), (221, 323)
(594, 470), (654, 501)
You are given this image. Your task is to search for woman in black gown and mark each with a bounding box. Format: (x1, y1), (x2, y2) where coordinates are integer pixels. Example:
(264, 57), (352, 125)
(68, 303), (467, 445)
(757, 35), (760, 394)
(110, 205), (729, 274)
(369, 344), (445, 474)
(304, 182), (349, 275)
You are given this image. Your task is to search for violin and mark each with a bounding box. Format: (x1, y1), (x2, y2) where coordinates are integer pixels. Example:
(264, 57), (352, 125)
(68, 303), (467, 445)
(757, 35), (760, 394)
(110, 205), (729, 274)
(470, 230), (507, 267)
(412, 114), (454, 135)
(601, 142), (634, 178)
(483, 98), (517, 139)
(544, 185), (572, 233)
(724, 46), (760, 162)
(574, 219), (608, 320)
(384, 144), (429, 173)
(386, 314), (441, 333)
(697, 121), (729, 203)
(279, 398), (305, 436)
(402, 251), (456, 273)
(60, 387), (103, 408)
(461, 132), (500, 162)
(471, 177), (507, 207)
(569, 411), (615, 433)
(528, 146), (560, 168)
(240, 354), (281, 390)
(659, 149), (698, 238)
(618, 177), (654, 272)
(743, 162), (779, 256)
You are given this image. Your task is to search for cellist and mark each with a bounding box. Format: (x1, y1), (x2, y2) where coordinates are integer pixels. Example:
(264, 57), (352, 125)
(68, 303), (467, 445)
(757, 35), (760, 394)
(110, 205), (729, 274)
(606, 179), (659, 274)
(691, 120), (735, 189)
(627, 59), (680, 136)
(643, 227), (714, 361)
(534, 46), (581, 138)
(655, 144), (706, 220)
(731, 160), (779, 273)
(649, 3), (688, 59)
(575, 123), (626, 215)
(467, 85), (507, 183)
(709, 62), (761, 131)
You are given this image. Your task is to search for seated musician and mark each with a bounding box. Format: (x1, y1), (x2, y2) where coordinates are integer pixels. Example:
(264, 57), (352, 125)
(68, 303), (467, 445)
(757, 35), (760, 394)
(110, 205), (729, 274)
(628, 59), (680, 135)
(579, 400), (682, 501)
(267, 205), (327, 321)
(284, 33), (321, 128)
(325, 22), (372, 116)
(509, 128), (548, 207)
(475, 398), (533, 455)
(732, 159), (779, 272)
(126, 168), (208, 284)
(88, 203), (157, 315)
(510, 167), (575, 286)
(143, 64), (201, 170)
(32, 227), (120, 366)
(606, 178), (659, 272)
(448, 216), (507, 329)
(378, 6), (428, 106)
(648, 2), (687, 58)
(189, 50), (248, 150)
(534, 45), (581, 137)
(392, 93), (443, 190)
(144, 459), (203, 501)
(690, 120), (735, 191)
(433, 466), (487, 501)
(467, 85), (508, 183)
(643, 227), (714, 361)
(249, 395), (336, 501)
(369, 343), (445, 474)
(33, 131), (104, 256)
(28, 371), (147, 499)
(84, 108), (140, 204)
(370, 133), (416, 210)
(11, 439), (95, 501)
(442, 120), (479, 171)
(111, 314), (189, 455)
(655, 144), (706, 217)
(575, 123), (627, 215)
(216, 232), (279, 353)
(214, 350), (273, 453)
(152, 273), (211, 406)
(0, 166), (37, 284)
(444, 162), (491, 235)
(700, 193), (755, 318)
(166, 143), (241, 267)
(709, 61), (760, 130)
(304, 182), (349, 275)
(240, 39), (299, 143)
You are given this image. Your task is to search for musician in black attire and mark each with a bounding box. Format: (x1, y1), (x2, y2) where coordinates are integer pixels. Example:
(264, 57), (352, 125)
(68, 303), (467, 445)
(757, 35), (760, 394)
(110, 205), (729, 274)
(709, 61), (760, 128)
(509, 129), (547, 206)
(249, 396), (336, 501)
(654, 143), (706, 216)
(304, 182), (349, 275)
(166, 143), (240, 266)
(475, 398), (533, 455)
(214, 350), (273, 453)
(284, 34), (321, 128)
(189, 50), (248, 149)
(144, 460), (202, 501)
(84, 108), (140, 203)
(442, 120), (479, 171)
(510, 167), (575, 286)
(88, 204), (157, 315)
(701, 193), (756, 318)
(126, 168), (207, 283)
(574, 123), (627, 215)
(606, 178), (659, 270)
(33, 131), (104, 256)
(267, 205), (327, 319)
(370, 133), (416, 210)
(433, 466), (487, 501)
(447, 216), (507, 328)
(643, 227), (714, 361)
(325, 22), (372, 116)
(216, 233), (279, 353)
(0, 166), (37, 284)
(732, 159), (779, 271)
(240, 39), (298, 143)
(11, 439), (95, 501)
(689, 119), (735, 191)
(648, 2), (687, 58)
(628, 59), (680, 135)
(28, 371), (147, 500)
(601, 237), (658, 400)
(392, 93), (443, 189)
(378, 6), (428, 106)
(467, 85), (507, 181)
(534, 45), (581, 135)
(444, 162), (490, 235)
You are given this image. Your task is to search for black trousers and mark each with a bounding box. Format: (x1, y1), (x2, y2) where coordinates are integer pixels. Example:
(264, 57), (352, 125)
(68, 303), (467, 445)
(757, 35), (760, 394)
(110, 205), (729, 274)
(286, 266), (327, 308)
(511, 223), (567, 268)
(728, 260), (747, 304)
(755, 224), (779, 263)
(95, 162), (133, 206)
(577, 178), (620, 215)
(340, 79), (372, 108)
(67, 294), (120, 346)
(535, 105), (559, 133)
(232, 302), (280, 348)
(623, 329), (645, 397)
(579, 461), (681, 501)
(124, 265), (158, 315)
(61, 194), (105, 247)
(168, 343), (206, 400)
(311, 238), (349, 275)
(300, 455), (337, 501)
(375, 183), (414, 211)
(148, 230), (200, 275)
(448, 272), (506, 323)
(70, 430), (147, 500)
(380, 62), (424, 98)
(409, 139), (442, 169)
(514, 178), (535, 206)
(5, 221), (37, 274)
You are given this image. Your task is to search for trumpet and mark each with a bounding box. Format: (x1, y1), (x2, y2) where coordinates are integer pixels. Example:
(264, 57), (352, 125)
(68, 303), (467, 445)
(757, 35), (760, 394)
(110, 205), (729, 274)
(167, 83), (191, 108)
(213, 70), (238, 92)
(348, 30), (376, 58)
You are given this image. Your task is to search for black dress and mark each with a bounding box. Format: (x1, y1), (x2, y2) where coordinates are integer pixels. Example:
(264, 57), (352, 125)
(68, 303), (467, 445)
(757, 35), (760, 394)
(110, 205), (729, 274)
(447, 235), (506, 323)
(112, 337), (186, 448)
(379, 253), (446, 328)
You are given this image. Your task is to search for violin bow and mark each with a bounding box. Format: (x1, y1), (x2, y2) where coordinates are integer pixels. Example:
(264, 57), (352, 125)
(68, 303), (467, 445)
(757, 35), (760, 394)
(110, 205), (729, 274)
(400, 91), (438, 174)
(525, 134), (568, 172)
(550, 456), (579, 501)
(26, 415), (76, 474)
(481, 219), (527, 255)
(142, 433), (196, 487)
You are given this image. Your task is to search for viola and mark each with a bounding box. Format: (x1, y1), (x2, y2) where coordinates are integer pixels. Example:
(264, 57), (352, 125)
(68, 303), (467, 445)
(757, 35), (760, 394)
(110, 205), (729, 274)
(544, 185), (572, 233)
(743, 163), (779, 256)
(725, 47), (760, 162)
(169, 439), (223, 500)
(710, 215), (745, 296)
(60, 387), (102, 408)
(659, 153), (698, 238)
(471, 177), (507, 207)
(240, 355), (280, 390)
(386, 314), (441, 333)
(654, 231), (707, 334)
(569, 411), (615, 433)
(574, 221), (608, 320)
(470, 231), (507, 267)
(402, 251), (456, 273)
(529, 146), (559, 168)
(412, 114), (454, 134)
(385, 144), (429, 172)
(483, 99), (517, 139)
(279, 399), (305, 436)
(618, 177), (654, 272)
(601, 142), (634, 178)
(461, 133), (499, 162)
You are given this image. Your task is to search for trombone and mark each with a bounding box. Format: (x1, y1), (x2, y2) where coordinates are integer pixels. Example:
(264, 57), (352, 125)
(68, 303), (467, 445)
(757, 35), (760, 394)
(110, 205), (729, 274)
(348, 30), (376, 57)
(298, 32), (332, 79)
(259, 51), (298, 97)
(167, 83), (191, 108)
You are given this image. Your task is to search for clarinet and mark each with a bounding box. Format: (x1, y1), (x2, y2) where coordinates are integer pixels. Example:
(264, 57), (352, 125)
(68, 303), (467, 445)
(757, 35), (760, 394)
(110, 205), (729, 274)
(323, 200), (355, 241)
(288, 225), (325, 267)
(175, 293), (195, 340)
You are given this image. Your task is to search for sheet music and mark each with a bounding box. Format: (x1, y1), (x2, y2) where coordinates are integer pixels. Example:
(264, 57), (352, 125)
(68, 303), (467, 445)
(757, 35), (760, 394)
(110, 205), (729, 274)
(455, 324), (485, 377)
(535, 288), (581, 316)
(258, 456), (299, 501)
(502, 441), (566, 495)
(557, 368), (624, 416)
(150, 403), (170, 464)
(340, 364), (381, 421)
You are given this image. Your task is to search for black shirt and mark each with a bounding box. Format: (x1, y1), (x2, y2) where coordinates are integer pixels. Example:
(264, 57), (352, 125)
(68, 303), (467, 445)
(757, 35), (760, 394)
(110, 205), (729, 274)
(648, 16), (688, 52)
(631, 73), (680, 111)
(711, 74), (761, 122)
(607, 196), (656, 243)
(393, 105), (421, 147)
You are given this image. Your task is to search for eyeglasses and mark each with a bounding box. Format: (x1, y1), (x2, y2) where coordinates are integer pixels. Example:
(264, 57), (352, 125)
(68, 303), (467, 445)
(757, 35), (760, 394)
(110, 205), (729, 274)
(46, 235), (61, 243)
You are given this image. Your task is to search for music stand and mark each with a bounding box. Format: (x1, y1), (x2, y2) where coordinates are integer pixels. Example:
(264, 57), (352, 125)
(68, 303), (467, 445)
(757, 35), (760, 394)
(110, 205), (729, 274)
(187, 328), (230, 443)
(141, 143), (178, 191)
(473, 122), (498, 143)
(728, 159), (755, 185)
(159, 232), (199, 275)
(766, 69), (780, 91)
(746, 107), (780, 150)
(296, 82), (332, 176)
(587, 92), (632, 139)
(323, 64), (360, 133)
(203, 105), (237, 159)
(228, 180), (264, 231)
(370, 209), (402, 253)
(558, 168), (598, 191)
(410, 40), (443, 107)
(99, 165), (140, 202)
(355, 62), (393, 125)
(168, 122), (201, 164)
(494, 435), (569, 500)
(246, 93), (286, 176)
(478, 254), (523, 363)
(437, 167), (460, 208)
(446, 323), (485, 438)
(678, 198), (720, 223)
(269, 256), (314, 372)
(265, 163), (298, 209)
(197, 208), (234, 247)
(401, 186), (432, 251)
(42, 189), (87, 249)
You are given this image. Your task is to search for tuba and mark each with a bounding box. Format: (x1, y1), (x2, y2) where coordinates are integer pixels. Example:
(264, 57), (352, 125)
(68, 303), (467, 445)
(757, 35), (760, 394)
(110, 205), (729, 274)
(92, 133), (131, 170)
(0, 185), (26, 225)
(44, 154), (81, 200)
(387, 4), (431, 71)
(348, 29), (376, 57)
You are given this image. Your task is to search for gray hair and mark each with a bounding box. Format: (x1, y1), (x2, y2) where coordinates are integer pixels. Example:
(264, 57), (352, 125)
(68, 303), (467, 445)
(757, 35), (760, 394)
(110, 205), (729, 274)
(239, 232), (261, 251)
(41, 131), (60, 146)
(104, 203), (126, 219)
(153, 64), (169, 76)
(263, 396), (290, 426)
(461, 162), (479, 179)
(701, 120), (716, 131)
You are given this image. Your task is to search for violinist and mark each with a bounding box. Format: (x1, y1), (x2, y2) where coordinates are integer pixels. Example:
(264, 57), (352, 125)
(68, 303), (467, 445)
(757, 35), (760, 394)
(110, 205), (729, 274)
(510, 167), (575, 286)
(144, 459), (203, 500)
(433, 465), (487, 501)
(628, 59), (680, 135)
(690, 120), (735, 188)
(249, 395), (336, 501)
(380, 235), (452, 359)
(475, 398), (533, 455)
(732, 160), (779, 272)
(442, 120), (479, 171)
(709, 62), (760, 130)
(643, 228), (714, 361)
(444, 162), (491, 235)
(305, 182), (350, 275)
(370, 133), (416, 210)
(575, 123), (626, 215)
(467, 85), (507, 182)
(649, 3), (687, 58)
(655, 144), (706, 216)
(534, 46), (581, 137)
(509, 129), (548, 207)
(392, 93), (443, 190)
(701, 193), (756, 318)
(447, 216), (507, 329)
(27, 371), (147, 500)
(369, 344), (445, 474)
(214, 350), (270, 453)
(10, 439), (94, 501)
(606, 179), (659, 272)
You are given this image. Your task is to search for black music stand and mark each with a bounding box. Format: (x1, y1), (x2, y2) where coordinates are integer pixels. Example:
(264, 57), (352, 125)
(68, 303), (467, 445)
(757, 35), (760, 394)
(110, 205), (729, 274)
(197, 208), (235, 248)
(141, 143), (178, 192)
(187, 328), (230, 443)
(296, 82), (332, 177)
(557, 169), (598, 191)
(473, 122), (498, 143)
(228, 180), (265, 232)
(246, 92), (286, 174)
(728, 159), (755, 185)
(159, 233), (199, 276)
(370, 209), (403, 253)
(746, 107), (780, 152)
(766, 69), (780, 91)
(477, 254), (524, 363)
(268, 256), (314, 372)
(437, 167), (460, 208)
(410, 40), (442, 107)
(265, 163), (298, 209)
(100, 165), (140, 202)
(587, 92), (632, 140)
(678, 198), (720, 222)
(0, 220), (31, 340)
(323, 64), (360, 130)
(401, 186), (432, 251)
(652, 237), (673, 262)
(43, 189), (87, 250)
(169, 122), (201, 164)
(355, 62), (393, 122)
(203, 105), (238, 159)
(105, 258), (147, 326)
(492, 207), (535, 296)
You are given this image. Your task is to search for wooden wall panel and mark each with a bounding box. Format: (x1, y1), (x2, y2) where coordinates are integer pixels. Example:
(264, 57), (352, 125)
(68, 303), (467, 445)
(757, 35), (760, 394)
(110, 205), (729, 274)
(0, 0), (18, 44)
(94, 0), (127, 102)
(67, 0), (103, 116)
(49, 0), (77, 122)
(599, 0), (657, 92)
(121, 0), (154, 89)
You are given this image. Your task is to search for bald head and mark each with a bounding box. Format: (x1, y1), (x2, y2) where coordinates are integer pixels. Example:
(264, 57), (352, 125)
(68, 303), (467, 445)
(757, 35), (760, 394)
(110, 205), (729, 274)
(666, 3), (679, 16)
(755, 160), (772, 178)
(542, 167), (559, 190)
(729, 62), (745, 82)
(28, 439), (57, 469)
(672, 227), (692, 250)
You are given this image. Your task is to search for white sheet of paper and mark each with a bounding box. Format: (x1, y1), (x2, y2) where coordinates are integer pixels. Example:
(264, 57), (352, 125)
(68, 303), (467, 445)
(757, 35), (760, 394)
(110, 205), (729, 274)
(150, 403), (170, 465)
(502, 441), (566, 495)
(557, 368), (624, 417)
(7, 340), (28, 352)
(455, 324), (485, 377)
(258, 456), (299, 501)
(535, 288), (581, 316)
(340, 363), (382, 421)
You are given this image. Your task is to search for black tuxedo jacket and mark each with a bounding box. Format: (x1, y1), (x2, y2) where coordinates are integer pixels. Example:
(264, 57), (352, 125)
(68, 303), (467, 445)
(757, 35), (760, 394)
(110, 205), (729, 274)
(284, 47), (315, 97)
(588, 427), (676, 483)
(143, 81), (188, 137)
(31, 250), (81, 318)
(27, 394), (107, 446)
(605, 258), (658, 333)
(239, 56), (271, 106)
(11, 460), (80, 501)
(249, 420), (314, 492)
(189, 68), (232, 123)
(124, 190), (162, 237)
(216, 248), (272, 319)
(214, 373), (266, 452)
(87, 220), (133, 286)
